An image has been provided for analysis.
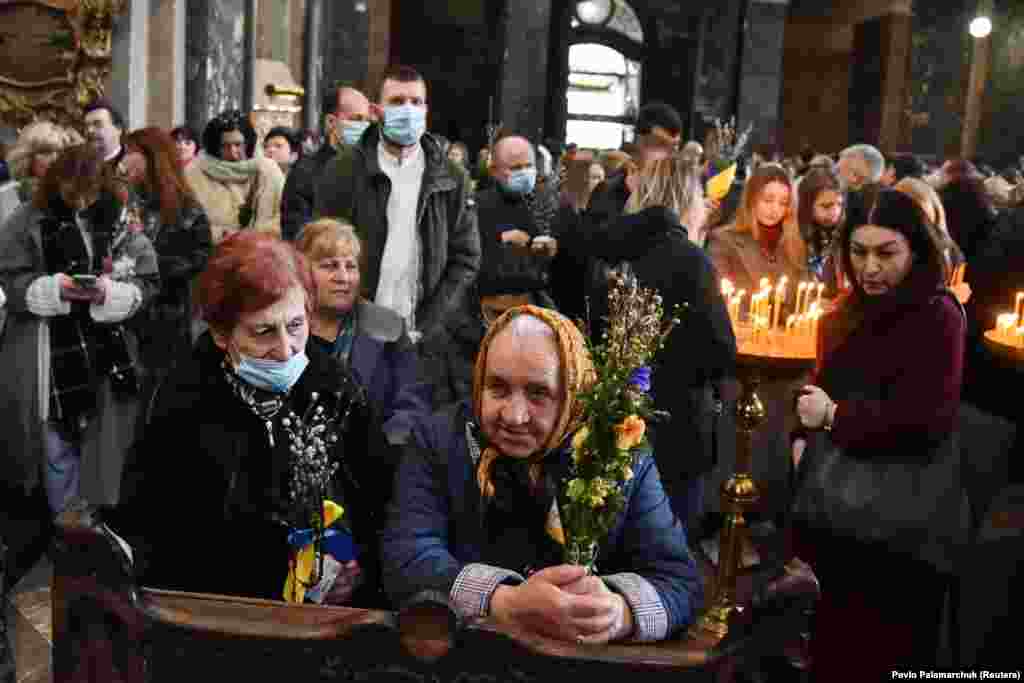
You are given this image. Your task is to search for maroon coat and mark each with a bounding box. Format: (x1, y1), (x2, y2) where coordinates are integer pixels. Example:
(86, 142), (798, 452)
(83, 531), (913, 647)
(812, 269), (965, 451)
(796, 269), (965, 677)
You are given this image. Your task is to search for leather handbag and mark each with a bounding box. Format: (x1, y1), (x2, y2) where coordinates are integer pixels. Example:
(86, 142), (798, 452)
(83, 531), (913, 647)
(790, 293), (969, 574)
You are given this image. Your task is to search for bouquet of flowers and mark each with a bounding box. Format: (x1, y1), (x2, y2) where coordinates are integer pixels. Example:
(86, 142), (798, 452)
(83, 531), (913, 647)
(563, 273), (681, 572)
(704, 117), (753, 201)
(281, 390), (359, 603)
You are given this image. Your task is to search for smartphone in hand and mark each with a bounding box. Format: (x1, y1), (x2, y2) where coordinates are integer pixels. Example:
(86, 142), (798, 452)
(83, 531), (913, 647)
(72, 274), (99, 289)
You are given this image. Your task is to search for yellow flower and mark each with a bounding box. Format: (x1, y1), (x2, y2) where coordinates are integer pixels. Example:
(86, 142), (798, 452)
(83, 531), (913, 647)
(623, 465), (634, 481)
(615, 415), (646, 450)
(572, 426), (590, 452)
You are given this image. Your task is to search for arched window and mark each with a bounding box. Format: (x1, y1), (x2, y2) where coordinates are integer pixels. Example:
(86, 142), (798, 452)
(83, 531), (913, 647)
(566, 43), (641, 150)
(566, 1), (643, 150)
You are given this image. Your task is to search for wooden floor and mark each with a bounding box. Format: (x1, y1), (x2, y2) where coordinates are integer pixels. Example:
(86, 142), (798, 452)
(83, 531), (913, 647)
(7, 558), (52, 683)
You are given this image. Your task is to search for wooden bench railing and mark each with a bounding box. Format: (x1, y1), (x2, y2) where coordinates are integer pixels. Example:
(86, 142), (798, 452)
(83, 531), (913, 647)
(51, 504), (819, 683)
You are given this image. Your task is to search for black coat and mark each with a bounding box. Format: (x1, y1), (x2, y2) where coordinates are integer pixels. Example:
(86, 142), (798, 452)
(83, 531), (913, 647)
(474, 185), (555, 297)
(281, 145), (337, 241)
(110, 334), (390, 606)
(588, 207), (737, 481)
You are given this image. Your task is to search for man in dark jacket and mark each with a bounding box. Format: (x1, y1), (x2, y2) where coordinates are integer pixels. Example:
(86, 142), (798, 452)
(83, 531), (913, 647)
(475, 135), (559, 301)
(281, 85), (372, 240)
(314, 66), (480, 345)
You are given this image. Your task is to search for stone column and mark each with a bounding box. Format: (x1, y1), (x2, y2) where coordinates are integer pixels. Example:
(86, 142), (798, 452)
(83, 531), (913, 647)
(304, 0), (323, 131)
(186, 0), (248, 132)
(850, 11), (912, 150)
(147, 0), (187, 129)
(110, 0), (150, 128)
(497, 0), (554, 142)
(322, 0), (371, 91)
(736, 0), (789, 153)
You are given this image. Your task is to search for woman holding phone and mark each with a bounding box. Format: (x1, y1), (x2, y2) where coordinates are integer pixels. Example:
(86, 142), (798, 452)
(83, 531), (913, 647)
(0, 144), (159, 515)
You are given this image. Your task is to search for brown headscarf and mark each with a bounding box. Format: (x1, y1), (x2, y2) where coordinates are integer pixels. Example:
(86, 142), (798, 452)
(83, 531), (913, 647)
(472, 305), (596, 503)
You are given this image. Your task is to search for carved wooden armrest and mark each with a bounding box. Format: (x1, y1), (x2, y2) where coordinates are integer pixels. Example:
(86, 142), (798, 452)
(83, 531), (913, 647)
(54, 498), (138, 596)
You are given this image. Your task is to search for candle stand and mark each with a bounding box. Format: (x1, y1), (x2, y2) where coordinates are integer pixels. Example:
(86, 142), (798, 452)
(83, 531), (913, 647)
(690, 340), (814, 641)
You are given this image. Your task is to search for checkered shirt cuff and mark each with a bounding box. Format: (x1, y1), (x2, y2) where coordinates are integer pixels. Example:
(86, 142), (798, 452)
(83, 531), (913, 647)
(449, 563), (525, 620)
(602, 572), (669, 642)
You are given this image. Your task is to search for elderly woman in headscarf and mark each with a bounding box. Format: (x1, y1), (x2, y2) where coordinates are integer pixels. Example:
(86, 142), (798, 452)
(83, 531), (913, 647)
(381, 306), (701, 644)
(184, 109), (285, 243)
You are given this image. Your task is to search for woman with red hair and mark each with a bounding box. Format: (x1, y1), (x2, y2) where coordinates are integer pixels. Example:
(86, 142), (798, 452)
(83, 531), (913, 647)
(112, 232), (386, 607)
(118, 127), (211, 387)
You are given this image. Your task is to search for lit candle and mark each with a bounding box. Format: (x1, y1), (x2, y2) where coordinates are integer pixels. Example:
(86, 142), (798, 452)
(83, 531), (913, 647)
(1016, 293), (1024, 322)
(815, 282), (824, 308)
(786, 314), (796, 334)
(997, 314), (1016, 343)
(772, 281), (785, 330)
(721, 278), (734, 299)
(795, 282), (807, 318)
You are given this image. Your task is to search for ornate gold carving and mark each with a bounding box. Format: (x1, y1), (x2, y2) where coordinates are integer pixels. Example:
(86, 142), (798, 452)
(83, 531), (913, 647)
(0, 0), (127, 132)
(70, 0), (127, 58)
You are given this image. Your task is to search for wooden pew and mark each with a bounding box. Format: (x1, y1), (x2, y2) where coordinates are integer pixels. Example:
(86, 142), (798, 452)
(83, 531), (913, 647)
(51, 504), (819, 683)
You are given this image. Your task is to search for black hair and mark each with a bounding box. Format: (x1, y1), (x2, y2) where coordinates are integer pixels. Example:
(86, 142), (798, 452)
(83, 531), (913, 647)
(636, 101), (682, 137)
(202, 109), (257, 160)
(170, 125), (200, 146)
(889, 154), (926, 182)
(378, 65), (426, 101)
(841, 187), (946, 293)
(83, 99), (125, 131)
(265, 126), (300, 152)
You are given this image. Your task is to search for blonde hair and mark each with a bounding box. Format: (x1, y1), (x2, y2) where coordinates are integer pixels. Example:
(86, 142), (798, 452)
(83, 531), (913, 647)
(893, 177), (947, 236)
(624, 154), (703, 221)
(5, 121), (82, 180)
(893, 177), (961, 280)
(296, 218), (362, 263)
(732, 164), (806, 268)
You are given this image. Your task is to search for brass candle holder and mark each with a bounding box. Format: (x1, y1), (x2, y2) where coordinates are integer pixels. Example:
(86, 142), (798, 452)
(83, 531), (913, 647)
(690, 348), (814, 641)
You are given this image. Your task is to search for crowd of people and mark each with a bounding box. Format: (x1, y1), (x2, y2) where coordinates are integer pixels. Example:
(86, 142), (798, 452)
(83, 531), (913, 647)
(1, 62), (1020, 675)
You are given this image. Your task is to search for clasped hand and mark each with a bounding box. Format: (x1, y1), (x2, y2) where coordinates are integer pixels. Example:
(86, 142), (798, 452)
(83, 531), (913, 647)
(490, 565), (632, 645)
(795, 385), (832, 430)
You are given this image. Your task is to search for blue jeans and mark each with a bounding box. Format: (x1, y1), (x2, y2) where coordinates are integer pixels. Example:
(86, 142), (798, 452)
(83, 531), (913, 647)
(43, 425), (81, 515)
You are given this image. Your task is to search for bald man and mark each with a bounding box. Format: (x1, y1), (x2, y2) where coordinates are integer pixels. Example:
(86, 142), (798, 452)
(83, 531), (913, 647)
(473, 135), (559, 306)
(282, 85), (374, 240)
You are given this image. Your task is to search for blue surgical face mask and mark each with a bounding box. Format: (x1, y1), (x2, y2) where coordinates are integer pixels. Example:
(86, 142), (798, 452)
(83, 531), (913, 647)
(234, 350), (309, 394)
(339, 119), (370, 146)
(501, 167), (537, 196)
(382, 104), (427, 147)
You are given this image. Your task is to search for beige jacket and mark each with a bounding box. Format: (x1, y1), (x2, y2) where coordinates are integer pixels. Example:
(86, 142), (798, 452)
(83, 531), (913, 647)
(185, 155), (285, 243)
(707, 224), (809, 308)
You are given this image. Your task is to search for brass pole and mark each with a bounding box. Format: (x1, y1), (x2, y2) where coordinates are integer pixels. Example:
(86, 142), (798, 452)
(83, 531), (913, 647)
(690, 368), (765, 640)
